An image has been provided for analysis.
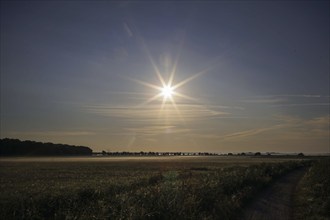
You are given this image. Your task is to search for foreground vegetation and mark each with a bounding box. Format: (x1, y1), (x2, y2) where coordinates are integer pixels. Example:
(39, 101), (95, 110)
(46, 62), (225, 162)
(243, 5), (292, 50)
(0, 157), (310, 219)
(293, 158), (330, 220)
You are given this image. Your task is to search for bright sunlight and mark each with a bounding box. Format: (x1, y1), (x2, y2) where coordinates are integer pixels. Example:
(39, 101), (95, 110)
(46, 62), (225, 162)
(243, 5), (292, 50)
(161, 85), (174, 99)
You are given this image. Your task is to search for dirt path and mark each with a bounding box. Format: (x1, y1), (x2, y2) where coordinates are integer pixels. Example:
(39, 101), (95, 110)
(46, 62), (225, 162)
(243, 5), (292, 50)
(242, 168), (307, 220)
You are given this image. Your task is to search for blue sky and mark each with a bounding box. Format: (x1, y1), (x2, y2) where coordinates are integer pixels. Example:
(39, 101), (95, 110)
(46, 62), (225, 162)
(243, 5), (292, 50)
(1, 1), (329, 153)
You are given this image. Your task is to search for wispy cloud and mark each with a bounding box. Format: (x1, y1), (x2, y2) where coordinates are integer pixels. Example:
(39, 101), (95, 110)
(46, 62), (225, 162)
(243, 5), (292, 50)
(85, 103), (229, 121)
(271, 115), (330, 140)
(5, 131), (95, 137)
(105, 91), (151, 96)
(124, 125), (191, 136)
(217, 115), (329, 141)
(271, 103), (329, 107)
(242, 94), (329, 107)
(219, 124), (284, 140)
(267, 94), (329, 98)
(187, 133), (221, 139)
(213, 105), (245, 110)
(276, 115), (329, 130)
(242, 98), (286, 104)
(303, 116), (330, 128)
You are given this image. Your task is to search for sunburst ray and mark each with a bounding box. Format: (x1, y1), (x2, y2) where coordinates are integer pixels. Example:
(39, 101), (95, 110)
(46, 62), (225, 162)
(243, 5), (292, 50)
(126, 77), (162, 91)
(168, 32), (186, 87)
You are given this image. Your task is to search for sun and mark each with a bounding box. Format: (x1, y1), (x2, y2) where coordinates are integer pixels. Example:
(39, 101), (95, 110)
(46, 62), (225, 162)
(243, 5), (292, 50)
(161, 85), (174, 99)
(128, 68), (206, 110)
(126, 45), (210, 111)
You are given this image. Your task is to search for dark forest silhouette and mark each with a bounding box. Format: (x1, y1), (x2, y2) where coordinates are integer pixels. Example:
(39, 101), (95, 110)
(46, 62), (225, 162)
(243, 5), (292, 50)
(0, 138), (307, 157)
(0, 138), (92, 156)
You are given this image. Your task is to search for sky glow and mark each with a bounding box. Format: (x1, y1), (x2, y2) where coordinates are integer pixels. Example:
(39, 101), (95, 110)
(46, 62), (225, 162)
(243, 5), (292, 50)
(0, 1), (329, 153)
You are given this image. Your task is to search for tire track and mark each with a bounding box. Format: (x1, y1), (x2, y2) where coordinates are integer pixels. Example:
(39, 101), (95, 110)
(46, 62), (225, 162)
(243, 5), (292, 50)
(242, 168), (307, 220)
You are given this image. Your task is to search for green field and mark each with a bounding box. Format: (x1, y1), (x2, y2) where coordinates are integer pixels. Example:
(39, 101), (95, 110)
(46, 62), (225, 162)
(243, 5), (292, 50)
(0, 156), (325, 219)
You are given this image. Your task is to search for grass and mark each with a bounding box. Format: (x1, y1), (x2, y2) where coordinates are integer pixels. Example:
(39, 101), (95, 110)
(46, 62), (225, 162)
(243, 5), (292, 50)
(0, 156), (310, 219)
(293, 158), (330, 220)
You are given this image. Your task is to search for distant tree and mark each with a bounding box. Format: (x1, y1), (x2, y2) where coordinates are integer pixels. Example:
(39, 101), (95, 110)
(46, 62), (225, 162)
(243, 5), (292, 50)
(298, 153), (305, 157)
(0, 138), (92, 156)
(228, 153), (233, 156)
(254, 152), (261, 156)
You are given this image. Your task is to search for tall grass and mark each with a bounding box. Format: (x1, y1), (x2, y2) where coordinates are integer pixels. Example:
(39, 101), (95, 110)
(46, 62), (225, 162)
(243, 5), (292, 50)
(0, 159), (309, 219)
(293, 158), (330, 220)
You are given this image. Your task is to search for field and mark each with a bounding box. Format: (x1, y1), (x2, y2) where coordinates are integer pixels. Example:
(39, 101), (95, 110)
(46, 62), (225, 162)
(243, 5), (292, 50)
(0, 156), (324, 219)
(293, 159), (330, 220)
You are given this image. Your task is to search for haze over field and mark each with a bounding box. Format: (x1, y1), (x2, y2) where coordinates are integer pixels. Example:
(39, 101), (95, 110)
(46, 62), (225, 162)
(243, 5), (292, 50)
(1, 1), (329, 153)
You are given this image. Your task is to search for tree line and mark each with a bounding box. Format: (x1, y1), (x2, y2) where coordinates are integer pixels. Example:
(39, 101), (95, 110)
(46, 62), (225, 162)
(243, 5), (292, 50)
(0, 138), (92, 156)
(96, 151), (219, 156)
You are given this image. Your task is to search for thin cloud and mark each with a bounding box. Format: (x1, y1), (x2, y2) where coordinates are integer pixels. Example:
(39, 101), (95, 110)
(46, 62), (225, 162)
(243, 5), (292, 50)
(243, 94), (329, 104)
(213, 105), (245, 110)
(267, 94), (328, 98)
(85, 103), (229, 121)
(220, 124), (284, 140)
(271, 103), (329, 107)
(277, 115), (329, 129)
(242, 98), (286, 104)
(188, 133), (221, 139)
(6, 131), (95, 137)
(271, 115), (329, 141)
(124, 126), (191, 136)
(304, 116), (330, 128)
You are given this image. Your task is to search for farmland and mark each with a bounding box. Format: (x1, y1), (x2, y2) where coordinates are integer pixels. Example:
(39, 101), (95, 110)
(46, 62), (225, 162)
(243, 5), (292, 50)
(293, 159), (330, 220)
(0, 156), (325, 219)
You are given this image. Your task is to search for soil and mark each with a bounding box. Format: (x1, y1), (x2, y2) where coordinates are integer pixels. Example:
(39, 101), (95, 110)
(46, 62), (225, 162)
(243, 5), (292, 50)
(242, 168), (307, 220)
